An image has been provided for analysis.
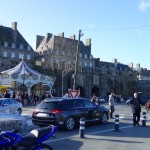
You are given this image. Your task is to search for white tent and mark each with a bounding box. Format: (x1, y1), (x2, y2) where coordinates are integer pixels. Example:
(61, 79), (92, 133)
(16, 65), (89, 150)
(0, 59), (55, 96)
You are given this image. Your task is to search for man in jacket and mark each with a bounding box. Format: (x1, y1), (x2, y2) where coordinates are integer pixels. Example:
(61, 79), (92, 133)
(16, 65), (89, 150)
(109, 92), (115, 118)
(126, 92), (142, 126)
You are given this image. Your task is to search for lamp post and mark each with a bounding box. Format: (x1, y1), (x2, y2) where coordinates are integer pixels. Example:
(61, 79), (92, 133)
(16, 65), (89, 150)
(73, 29), (83, 90)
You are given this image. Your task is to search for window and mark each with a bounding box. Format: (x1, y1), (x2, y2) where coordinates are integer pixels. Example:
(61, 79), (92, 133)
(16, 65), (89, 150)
(27, 55), (31, 60)
(84, 54), (87, 59)
(12, 43), (15, 48)
(3, 52), (7, 57)
(90, 62), (92, 67)
(4, 42), (8, 47)
(27, 46), (31, 51)
(79, 53), (82, 58)
(83, 100), (96, 108)
(85, 62), (87, 66)
(19, 53), (24, 59)
(11, 52), (15, 58)
(19, 44), (23, 49)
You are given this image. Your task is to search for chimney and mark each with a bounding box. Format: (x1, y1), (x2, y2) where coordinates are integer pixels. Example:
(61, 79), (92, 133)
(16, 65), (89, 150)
(45, 33), (52, 43)
(11, 22), (17, 42)
(46, 33), (52, 39)
(12, 22), (17, 30)
(69, 34), (76, 40)
(112, 58), (117, 63)
(85, 38), (91, 53)
(128, 62), (133, 68)
(58, 32), (64, 37)
(136, 63), (140, 68)
(85, 38), (91, 46)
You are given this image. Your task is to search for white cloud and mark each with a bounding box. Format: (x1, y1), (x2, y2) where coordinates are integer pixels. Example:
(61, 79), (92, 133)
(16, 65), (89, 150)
(138, 0), (150, 11)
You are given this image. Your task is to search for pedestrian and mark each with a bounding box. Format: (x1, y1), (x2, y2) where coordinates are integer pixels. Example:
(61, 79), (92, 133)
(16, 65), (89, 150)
(126, 92), (142, 126)
(145, 100), (150, 119)
(91, 93), (100, 106)
(108, 92), (115, 118)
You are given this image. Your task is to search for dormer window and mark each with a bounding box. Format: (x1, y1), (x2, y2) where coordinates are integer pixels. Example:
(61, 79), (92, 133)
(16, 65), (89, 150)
(19, 44), (23, 50)
(27, 45), (31, 51)
(24, 45), (27, 50)
(4, 42), (8, 47)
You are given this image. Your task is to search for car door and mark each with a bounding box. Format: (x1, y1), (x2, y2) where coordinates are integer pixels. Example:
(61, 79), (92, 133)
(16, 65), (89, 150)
(71, 99), (86, 121)
(9, 99), (17, 113)
(2, 99), (11, 113)
(83, 100), (100, 121)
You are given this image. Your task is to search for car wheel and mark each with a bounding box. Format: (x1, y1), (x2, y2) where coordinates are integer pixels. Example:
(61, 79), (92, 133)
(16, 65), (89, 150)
(16, 108), (22, 115)
(100, 112), (108, 124)
(64, 117), (75, 130)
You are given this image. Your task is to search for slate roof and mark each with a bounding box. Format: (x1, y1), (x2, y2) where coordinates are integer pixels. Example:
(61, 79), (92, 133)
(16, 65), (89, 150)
(0, 25), (31, 48)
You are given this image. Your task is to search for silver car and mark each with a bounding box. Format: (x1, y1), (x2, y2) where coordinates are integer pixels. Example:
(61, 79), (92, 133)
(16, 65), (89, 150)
(0, 98), (23, 115)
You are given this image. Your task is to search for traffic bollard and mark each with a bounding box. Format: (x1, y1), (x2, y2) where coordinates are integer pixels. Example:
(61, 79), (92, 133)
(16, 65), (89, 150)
(79, 118), (85, 138)
(142, 112), (147, 127)
(114, 114), (119, 132)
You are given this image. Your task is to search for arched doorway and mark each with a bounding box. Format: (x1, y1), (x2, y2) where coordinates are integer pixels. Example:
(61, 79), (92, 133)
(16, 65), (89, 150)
(91, 86), (99, 97)
(76, 86), (84, 97)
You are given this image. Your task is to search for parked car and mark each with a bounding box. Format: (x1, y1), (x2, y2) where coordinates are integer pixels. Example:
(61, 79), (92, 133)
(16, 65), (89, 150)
(0, 98), (23, 115)
(32, 97), (110, 130)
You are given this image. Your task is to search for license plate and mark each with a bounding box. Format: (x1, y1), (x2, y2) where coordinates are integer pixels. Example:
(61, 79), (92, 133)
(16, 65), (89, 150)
(37, 113), (48, 117)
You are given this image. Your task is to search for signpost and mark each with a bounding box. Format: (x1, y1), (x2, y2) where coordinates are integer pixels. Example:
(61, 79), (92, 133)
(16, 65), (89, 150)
(69, 90), (80, 98)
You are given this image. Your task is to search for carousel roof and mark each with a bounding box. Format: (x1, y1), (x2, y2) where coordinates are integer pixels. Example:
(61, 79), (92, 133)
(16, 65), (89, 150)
(1, 60), (45, 78)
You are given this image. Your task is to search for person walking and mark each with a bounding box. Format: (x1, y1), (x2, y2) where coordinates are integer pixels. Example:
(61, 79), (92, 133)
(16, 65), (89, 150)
(126, 92), (142, 126)
(145, 100), (150, 119)
(108, 92), (115, 118)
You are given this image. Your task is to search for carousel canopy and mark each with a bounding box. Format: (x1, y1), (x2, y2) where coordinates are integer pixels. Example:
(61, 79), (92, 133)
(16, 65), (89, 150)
(0, 58), (55, 93)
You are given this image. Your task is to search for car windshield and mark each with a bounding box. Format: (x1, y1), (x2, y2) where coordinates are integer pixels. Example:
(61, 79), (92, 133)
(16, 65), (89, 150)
(0, 100), (4, 106)
(37, 101), (59, 110)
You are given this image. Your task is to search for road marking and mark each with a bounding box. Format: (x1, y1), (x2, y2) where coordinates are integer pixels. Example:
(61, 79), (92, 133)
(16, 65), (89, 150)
(44, 125), (133, 143)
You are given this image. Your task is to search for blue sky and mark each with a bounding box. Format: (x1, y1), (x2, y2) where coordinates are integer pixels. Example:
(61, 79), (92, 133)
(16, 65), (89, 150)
(0, 0), (150, 69)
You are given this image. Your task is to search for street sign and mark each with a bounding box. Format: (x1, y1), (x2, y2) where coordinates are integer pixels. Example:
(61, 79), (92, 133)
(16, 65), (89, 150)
(69, 90), (80, 98)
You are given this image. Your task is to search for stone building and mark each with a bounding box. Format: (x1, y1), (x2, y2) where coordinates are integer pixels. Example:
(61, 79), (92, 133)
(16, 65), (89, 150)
(35, 32), (141, 98)
(0, 22), (36, 93)
(1, 22), (150, 98)
(0, 22), (35, 71)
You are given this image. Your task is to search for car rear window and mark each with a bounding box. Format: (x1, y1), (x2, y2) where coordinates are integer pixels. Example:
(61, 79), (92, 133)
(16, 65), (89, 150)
(37, 101), (59, 110)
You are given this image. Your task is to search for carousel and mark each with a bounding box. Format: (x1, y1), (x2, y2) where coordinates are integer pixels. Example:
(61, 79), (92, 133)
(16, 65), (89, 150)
(0, 57), (55, 96)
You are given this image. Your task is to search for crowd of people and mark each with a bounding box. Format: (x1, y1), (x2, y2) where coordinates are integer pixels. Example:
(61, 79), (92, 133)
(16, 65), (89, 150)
(0, 90), (54, 107)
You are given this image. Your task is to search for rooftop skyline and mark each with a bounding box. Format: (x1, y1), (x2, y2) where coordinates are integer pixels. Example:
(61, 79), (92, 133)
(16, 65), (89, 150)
(0, 0), (150, 69)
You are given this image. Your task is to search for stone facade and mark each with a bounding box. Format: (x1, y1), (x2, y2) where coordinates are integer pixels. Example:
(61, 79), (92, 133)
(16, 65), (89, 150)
(35, 32), (147, 99)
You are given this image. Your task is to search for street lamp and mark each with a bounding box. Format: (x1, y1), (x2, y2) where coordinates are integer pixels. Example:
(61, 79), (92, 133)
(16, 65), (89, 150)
(73, 29), (83, 90)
